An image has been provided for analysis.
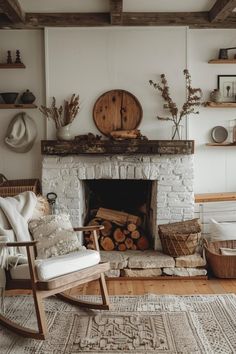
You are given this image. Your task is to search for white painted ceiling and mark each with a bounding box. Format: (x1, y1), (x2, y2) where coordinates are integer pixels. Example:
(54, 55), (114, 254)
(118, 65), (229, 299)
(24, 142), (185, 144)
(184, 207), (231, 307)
(18, 0), (216, 13)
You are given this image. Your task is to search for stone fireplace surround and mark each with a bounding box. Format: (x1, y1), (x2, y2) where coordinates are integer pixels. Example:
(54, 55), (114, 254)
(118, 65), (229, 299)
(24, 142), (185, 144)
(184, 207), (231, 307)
(41, 154), (208, 277)
(42, 154), (195, 250)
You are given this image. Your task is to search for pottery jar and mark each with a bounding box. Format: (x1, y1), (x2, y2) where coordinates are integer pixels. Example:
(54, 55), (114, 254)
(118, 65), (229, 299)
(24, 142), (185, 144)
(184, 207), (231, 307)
(210, 89), (221, 103)
(20, 89), (36, 104)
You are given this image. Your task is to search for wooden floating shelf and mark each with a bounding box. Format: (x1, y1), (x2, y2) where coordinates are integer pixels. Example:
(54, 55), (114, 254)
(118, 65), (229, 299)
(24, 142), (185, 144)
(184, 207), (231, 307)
(0, 104), (37, 109)
(41, 139), (195, 155)
(195, 192), (236, 203)
(0, 63), (25, 69)
(208, 59), (236, 64)
(206, 142), (236, 146)
(204, 101), (236, 108)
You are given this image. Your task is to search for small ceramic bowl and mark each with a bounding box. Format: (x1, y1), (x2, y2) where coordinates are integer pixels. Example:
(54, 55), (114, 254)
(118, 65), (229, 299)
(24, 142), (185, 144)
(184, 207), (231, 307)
(0, 92), (18, 104)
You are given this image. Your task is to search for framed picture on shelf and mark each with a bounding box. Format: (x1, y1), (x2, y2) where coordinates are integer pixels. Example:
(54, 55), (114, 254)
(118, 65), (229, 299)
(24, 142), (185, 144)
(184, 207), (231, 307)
(218, 75), (236, 102)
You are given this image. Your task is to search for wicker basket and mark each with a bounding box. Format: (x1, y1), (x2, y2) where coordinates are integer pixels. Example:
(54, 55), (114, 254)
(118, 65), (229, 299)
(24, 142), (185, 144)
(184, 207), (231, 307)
(204, 239), (236, 278)
(159, 231), (201, 257)
(158, 219), (201, 257)
(0, 174), (41, 197)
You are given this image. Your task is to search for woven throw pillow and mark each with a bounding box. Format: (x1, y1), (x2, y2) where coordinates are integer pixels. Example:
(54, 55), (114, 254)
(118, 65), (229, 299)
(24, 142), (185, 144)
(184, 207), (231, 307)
(220, 247), (236, 256)
(28, 214), (85, 259)
(210, 219), (236, 241)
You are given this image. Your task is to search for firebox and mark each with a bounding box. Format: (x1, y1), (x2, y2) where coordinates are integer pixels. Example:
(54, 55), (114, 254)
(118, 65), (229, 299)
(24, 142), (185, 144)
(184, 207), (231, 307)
(83, 179), (155, 251)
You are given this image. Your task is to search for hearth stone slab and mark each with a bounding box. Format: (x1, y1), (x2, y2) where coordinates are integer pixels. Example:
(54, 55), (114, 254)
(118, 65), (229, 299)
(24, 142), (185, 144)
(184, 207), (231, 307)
(105, 269), (120, 277)
(100, 251), (129, 269)
(100, 251), (175, 270)
(163, 267), (207, 276)
(127, 251), (175, 269)
(121, 268), (162, 277)
(175, 253), (206, 268)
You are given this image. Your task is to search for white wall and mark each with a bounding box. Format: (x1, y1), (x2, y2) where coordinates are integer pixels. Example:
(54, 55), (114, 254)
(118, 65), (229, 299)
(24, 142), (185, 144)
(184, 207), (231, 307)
(0, 30), (45, 179)
(45, 27), (187, 140)
(189, 29), (236, 193)
(1, 27), (236, 194)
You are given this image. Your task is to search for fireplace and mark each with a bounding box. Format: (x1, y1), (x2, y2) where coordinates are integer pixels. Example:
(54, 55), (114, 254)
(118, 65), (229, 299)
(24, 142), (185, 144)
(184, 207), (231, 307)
(42, 154), (194, 250)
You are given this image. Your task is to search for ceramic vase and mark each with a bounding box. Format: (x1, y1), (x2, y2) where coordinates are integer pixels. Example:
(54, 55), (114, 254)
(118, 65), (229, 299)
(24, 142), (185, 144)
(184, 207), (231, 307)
(56, 124), (74, 141)
(210, 89), (221, 103)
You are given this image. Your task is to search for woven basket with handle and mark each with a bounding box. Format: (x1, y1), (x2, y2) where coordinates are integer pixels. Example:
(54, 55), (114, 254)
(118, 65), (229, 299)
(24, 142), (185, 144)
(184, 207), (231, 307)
(0, 174), (41, 197)
(158, 219), (201, 257)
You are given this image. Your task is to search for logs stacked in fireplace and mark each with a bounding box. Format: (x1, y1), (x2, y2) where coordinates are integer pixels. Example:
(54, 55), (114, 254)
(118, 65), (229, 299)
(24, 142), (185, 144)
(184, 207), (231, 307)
(84, 207), (150, 251)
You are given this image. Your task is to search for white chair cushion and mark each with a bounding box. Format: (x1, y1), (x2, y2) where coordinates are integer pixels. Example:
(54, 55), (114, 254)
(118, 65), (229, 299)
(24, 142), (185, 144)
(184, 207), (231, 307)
(10, 250), (100, 281)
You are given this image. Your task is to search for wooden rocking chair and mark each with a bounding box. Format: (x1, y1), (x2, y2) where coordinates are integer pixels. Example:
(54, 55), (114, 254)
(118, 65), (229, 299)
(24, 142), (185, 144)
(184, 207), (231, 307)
(0, 225), (110, 340)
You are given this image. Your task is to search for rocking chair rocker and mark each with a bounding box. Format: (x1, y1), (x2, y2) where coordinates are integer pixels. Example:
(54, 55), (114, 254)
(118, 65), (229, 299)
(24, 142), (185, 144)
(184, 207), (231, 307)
(0, 225), (110, 340)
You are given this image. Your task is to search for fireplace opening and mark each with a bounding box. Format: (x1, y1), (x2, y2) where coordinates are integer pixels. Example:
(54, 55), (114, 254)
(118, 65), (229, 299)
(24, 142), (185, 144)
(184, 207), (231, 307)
(83, 179), (156, 251)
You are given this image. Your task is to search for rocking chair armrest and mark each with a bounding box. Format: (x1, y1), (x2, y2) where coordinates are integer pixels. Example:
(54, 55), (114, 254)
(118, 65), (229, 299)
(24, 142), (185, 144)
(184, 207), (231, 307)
(73, 225), (104, 232)
(6, 241), (38, 247)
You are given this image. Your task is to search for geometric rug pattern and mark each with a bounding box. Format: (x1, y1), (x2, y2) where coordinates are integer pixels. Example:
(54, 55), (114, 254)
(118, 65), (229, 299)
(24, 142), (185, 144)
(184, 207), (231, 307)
(1, 294), (236, 353)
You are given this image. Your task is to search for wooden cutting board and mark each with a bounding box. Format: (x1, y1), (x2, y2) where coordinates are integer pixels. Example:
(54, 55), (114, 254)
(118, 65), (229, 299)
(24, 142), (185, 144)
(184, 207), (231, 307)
(93, 89), (143, 136)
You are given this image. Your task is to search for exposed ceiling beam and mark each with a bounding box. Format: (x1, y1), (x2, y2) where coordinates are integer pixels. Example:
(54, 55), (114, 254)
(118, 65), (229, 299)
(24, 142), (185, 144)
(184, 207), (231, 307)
(0, 0), (25, 23)
(1, 11), (236, 29)
(123, 12), (213, 27)
(209, 0), (236, 22)
(110, 0), (123, 25)
(25, 13), (110, 28)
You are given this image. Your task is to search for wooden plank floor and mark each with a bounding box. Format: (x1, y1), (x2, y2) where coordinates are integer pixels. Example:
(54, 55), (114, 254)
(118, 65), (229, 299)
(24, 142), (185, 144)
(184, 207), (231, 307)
(69, 278), (236, 296)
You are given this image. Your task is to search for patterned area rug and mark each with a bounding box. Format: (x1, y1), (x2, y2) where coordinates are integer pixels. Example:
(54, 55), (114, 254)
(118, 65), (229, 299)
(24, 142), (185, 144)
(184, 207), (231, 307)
(1, 294), (236, 354)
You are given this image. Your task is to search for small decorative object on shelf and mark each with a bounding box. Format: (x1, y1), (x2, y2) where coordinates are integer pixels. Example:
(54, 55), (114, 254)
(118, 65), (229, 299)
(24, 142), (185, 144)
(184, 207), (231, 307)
(233, 120), (236, 143)
(210, 89), (221, 103)
(0, 49), (25, 68)
(149, 69), (202, 140)
(40, 94), (80, 141)
(218, 47), (236, 60)
(7, 50), (12, 64)
(0, 92), (18, 104)
(20, 89), (36, 104)
(211, 126), (228, 144)
(218, 75), (236, 102)
(15, 49), (22, 64)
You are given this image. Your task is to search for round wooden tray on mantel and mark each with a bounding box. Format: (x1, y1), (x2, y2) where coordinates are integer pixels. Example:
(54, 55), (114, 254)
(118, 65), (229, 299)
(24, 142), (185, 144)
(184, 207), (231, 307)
(93, 89), (143, 136)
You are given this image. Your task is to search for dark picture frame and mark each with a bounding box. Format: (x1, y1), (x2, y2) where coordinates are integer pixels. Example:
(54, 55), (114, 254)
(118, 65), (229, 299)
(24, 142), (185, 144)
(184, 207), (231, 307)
(217, 75), (236, 102)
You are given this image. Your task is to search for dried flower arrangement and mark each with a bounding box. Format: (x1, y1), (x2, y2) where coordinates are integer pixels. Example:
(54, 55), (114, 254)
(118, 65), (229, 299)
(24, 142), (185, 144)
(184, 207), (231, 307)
(149, 69), (202, 139)
(40, 94), (80, 128)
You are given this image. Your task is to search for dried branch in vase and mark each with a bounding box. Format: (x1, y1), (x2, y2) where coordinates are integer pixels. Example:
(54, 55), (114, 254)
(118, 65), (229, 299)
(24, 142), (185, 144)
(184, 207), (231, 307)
(40, 94), (80, 128)
(149, 69), (202, 139)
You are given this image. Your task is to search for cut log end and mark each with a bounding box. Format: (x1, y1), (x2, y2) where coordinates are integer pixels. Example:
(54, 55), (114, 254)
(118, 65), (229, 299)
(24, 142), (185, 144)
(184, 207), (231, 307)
(137, 236), (149, 251)
(100, 237), (115, 251)
(114, 228), (125, 243)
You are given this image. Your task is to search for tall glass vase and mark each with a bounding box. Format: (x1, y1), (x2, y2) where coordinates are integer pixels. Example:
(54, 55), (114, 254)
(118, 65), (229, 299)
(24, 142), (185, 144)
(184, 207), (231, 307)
(171, 124), (183, 140)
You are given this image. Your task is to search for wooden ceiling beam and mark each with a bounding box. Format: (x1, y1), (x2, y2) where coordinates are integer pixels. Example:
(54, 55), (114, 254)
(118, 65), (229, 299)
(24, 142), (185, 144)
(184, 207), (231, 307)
(25, 13), (110, 28)
(123, 12), (236, 28)
(123, 12), (210, 26)
(209, 0), (236, 22)
(0, 0), (25, 23)
(110, 0), (123, 25)
(1, 11), (236, 29)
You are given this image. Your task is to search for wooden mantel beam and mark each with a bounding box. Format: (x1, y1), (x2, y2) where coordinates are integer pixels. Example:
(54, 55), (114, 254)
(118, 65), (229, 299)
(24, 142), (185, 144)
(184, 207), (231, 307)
(0, 0), (25, 23)
(209, 0), (236, 22)
(110, 0), (123, 25)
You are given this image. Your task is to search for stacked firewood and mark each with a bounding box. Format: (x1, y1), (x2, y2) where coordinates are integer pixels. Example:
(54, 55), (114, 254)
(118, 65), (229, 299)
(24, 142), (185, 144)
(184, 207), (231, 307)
(84, 207), (150, 251)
